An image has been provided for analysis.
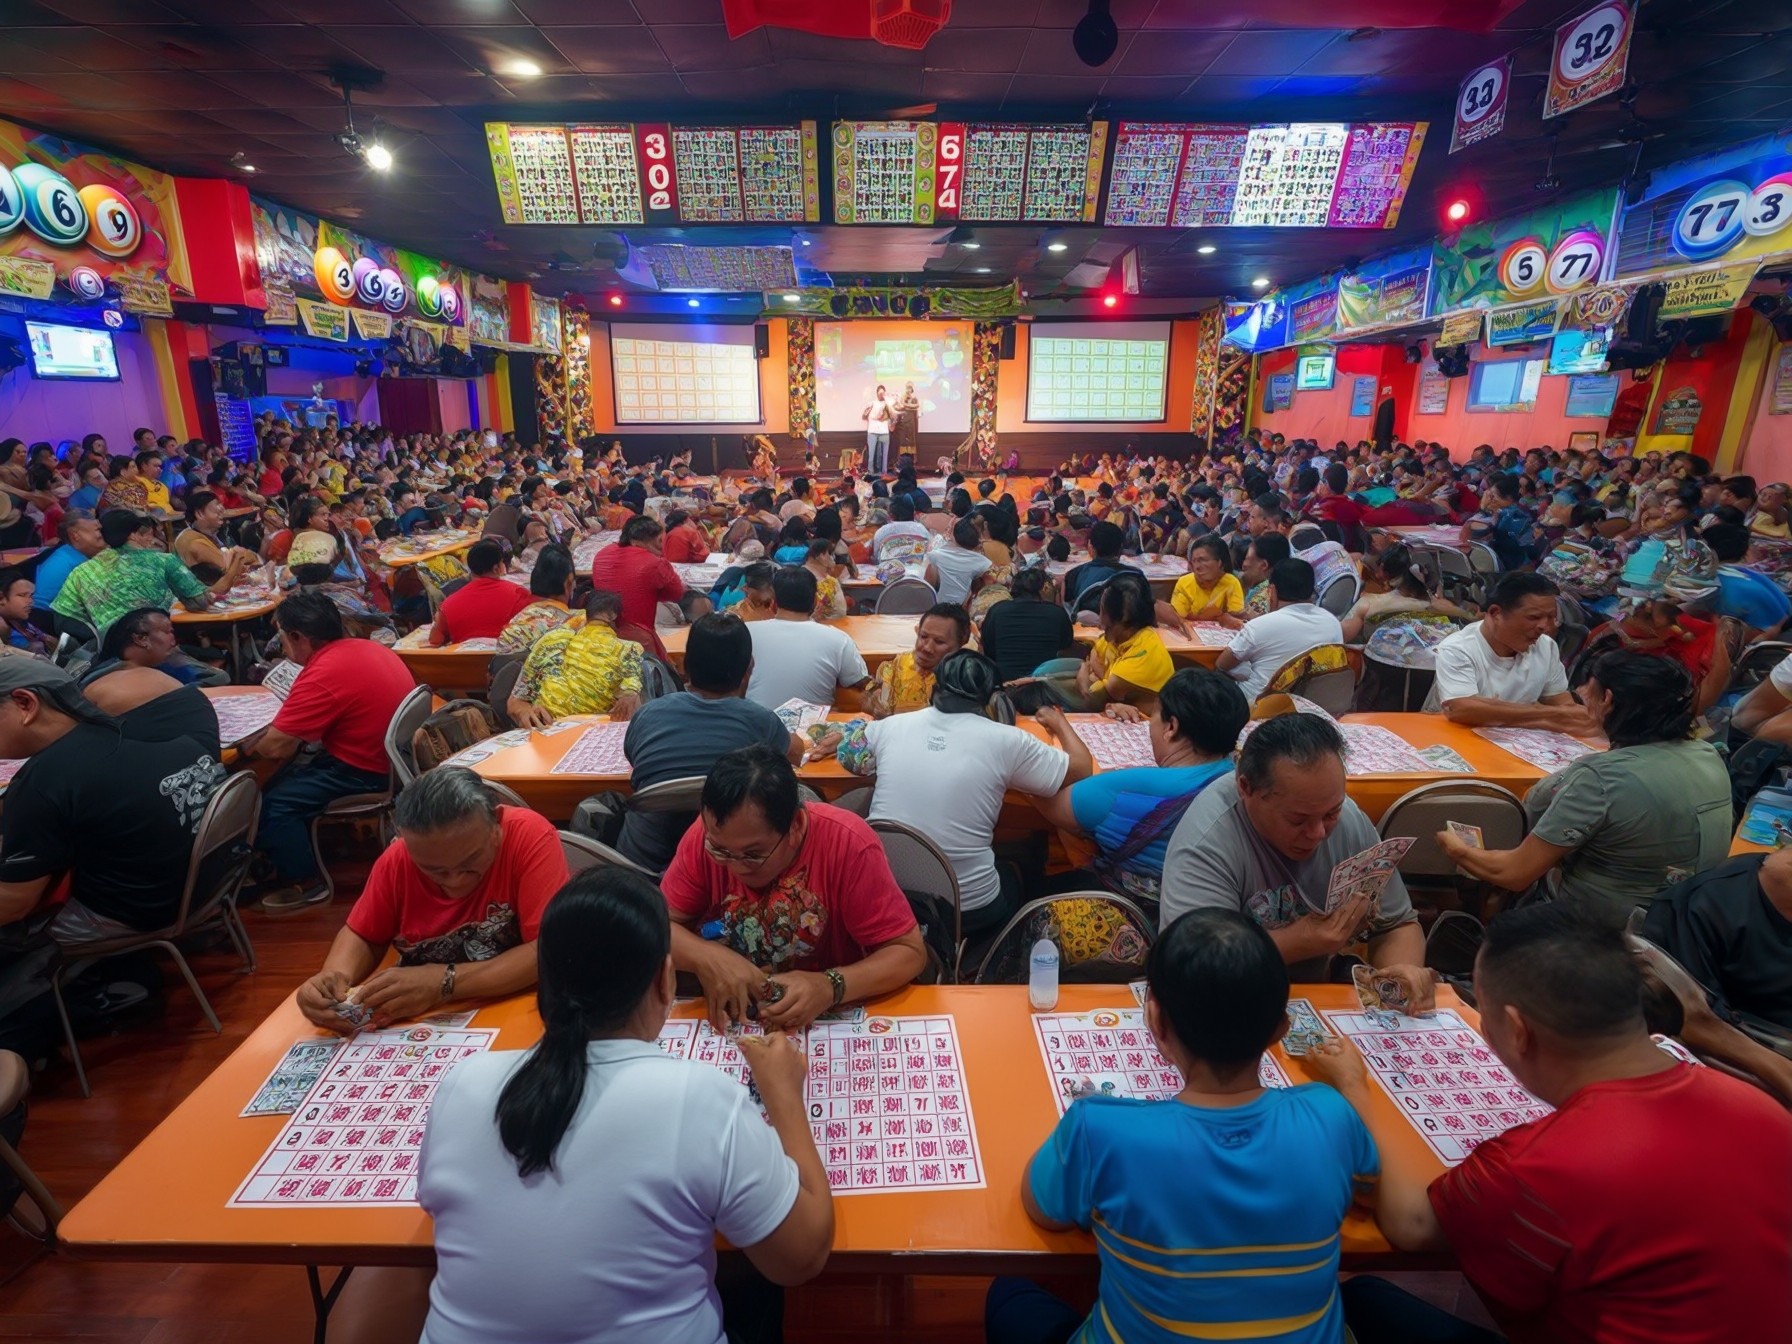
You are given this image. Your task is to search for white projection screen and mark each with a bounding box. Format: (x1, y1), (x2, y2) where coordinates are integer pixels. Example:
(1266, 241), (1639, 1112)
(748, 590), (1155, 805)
(1026, 321), (1171, 423)
(609, 323), (762, 425)
(815, 320), (973, 435)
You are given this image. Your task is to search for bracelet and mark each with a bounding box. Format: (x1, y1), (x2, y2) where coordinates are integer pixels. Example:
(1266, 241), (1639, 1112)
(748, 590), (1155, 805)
(440, 962), (457, 1002)
(824, 968), (846, 1007)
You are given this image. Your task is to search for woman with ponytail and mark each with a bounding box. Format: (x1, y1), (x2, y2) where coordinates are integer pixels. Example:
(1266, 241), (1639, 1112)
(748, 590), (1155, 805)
(415, 866), (835, 1344)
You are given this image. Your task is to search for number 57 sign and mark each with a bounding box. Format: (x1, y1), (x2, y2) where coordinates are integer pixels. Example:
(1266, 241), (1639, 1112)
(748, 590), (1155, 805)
(1545, 1), (1633, 119)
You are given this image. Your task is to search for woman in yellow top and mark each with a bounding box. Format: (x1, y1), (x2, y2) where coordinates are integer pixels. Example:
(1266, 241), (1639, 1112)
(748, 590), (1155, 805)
(864, 602), (968, 718)
(802, 539), (848, 620)
(1027, 577), (1173, 713)
(1160, 535), (1245, 634)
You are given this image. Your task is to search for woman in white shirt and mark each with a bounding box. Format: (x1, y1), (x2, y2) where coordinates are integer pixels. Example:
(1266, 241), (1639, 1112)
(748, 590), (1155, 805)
(416, 867), (835, 1344)
(863, 384), (893, 475)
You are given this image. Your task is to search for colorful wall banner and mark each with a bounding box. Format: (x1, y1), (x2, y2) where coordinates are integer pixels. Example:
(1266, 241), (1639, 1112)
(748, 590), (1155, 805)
(532, 294), (562, 354)
(1652, 384), (1703, 436)
(0, 116), (192, 311)
(1429, 187), (1619, 312)
(349, 309), (392, 340)
(1486, 298), (1564, 347)
(1566, 282), (1633, 330)
(1544, 2), (1633, 120)
(1771, 346), (1792, 415)
(1264, 373), (1294, 412)
(467, 272), (510, 346)
(0, 255), (55, 300)
(250, 195), (466, 330)
(1657, 260), (1760, 320)
(1438, 309), (1484, 346)
(1283, 274), (1340, 344)
(296, 298), (349, 341)
(1613, 131), (1792, 275)
(1335, 246), (1432, 332)
(769, 282), (1024, 320)
(1451, 56), (1511, 155)
(1222, 296), (1289, 354)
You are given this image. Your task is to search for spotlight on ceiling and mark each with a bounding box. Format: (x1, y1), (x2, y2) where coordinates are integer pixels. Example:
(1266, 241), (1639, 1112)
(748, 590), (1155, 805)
(1072, 0), (1119, 67)
(230, 151), (256, 173)
(331, 74), (394, 172)
(1445, 198), (1471, 224)
(1196, 244), (1216, 255)
(1046, 240), (1069, 253)
(364, 140), (393, 172)
(1252, 276), (1270, 289)
(961, 240), (980, 250)
(502, 58), (542, 79)
(1102, 294), (1118, 309)
(608, 293), (623, 307)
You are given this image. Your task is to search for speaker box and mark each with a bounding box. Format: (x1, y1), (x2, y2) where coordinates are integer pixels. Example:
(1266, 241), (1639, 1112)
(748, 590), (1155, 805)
(1626, 283), (1666, 342)
(753, 323), (770, 360)
(998, 324), (1017, 361)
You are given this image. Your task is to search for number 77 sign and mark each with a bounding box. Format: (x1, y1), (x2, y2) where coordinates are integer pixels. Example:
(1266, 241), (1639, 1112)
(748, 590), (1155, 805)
(1545, 1), (1633, 120)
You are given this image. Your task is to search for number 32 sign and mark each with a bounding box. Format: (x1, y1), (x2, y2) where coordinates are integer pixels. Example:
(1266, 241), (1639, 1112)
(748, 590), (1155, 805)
(1545, 1), (1633, 119)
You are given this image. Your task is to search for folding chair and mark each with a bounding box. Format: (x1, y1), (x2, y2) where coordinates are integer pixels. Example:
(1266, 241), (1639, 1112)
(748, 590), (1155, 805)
(1260, 644), (1357, 717)
(1317, 572), (1360, 619)
(875, 577), (937, 615)
(0, 1050), (62, 1288)
(1289, 522), (1326, 552)
(488, 657), (526, 731)
(52, 771), (262, 1097)
(1378, 778), (1530, 932)
(308, 692), (420, 901)
(972, 892), (1155, 986)
(384, 684), (437, 789)
(869, 819), (963, 983)
(482, 780), (529, 809)
(832, 785), (874, 817)
(559, 830), (654, 876)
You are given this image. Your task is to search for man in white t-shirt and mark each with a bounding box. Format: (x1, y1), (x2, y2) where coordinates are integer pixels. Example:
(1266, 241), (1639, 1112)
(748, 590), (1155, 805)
(744, 567), (871, 709)
(1216, 558), (1344, 703)
(863, 384), (894, 474)
(871, 495), (930, 563)
(846, 650), (1091, 935)
(923, 518), (994, 606)
(1733, 648), (1792, 745)
(1431, 570), (1593, 732)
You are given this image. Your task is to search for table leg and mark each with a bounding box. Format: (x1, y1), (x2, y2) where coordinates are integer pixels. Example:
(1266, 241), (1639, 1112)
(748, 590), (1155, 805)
(306, 1264), (354, 1344)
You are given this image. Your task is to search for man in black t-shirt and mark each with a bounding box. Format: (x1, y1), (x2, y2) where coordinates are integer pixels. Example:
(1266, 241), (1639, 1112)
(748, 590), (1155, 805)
(981, 567), (1077, 684)
(1643, 849), (1792, 1033)
(0, 660), (224, 941)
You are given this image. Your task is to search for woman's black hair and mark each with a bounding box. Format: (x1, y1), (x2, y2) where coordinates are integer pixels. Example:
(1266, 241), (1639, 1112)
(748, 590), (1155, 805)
(811, 505), (843, 542)
(931, 648), (1000, 714)
(1011, 566), (1051, 600)
(1376, 543), (1433, 599)
(1099, 573), (1154, 632)
(984, 505), (1019, 548)
(495, 867), (670, 1177)
(1158, 667), (1250, 758)
(529, 542), (576, 598)
(948, 488), (973, 518)
(1587, 649), (1695, 748)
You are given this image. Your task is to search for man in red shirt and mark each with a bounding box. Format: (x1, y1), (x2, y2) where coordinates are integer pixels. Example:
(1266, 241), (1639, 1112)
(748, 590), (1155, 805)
(661, 744), (926, 1033)
(588, 515), (684, 660)
(245, 591), (419, 913)
(428, 538), (532, 646)
(296, 767), (568, 1032)
(1306, 464), (1364, 544)
(1312, 903), (1792, 1344)
(660, 508), (711, 564)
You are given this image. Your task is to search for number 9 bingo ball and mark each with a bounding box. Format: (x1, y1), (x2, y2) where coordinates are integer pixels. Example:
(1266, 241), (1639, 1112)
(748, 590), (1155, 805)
(13, 163), (88, 245)
(78, 185), (141, 258)
(314, 246), (355, 304)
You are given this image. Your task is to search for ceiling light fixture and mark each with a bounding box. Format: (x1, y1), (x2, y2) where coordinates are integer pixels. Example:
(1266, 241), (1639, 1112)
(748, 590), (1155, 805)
(961, 240), (980, 250)
(1072, 0), (1119, 67)
(502, 58), (542, 79)
(974, 266), (991, 274)
(1252, 276), (1270, 288)
(1196, 244), (1216, 255)
(687, 297), (700, 307)
(230, 151), (255, 173)
(1046, 240), (1069, 253)
(332, 77), (394, 172)
(1102, 294), (1118, 308)
(608, 293), (623, 307)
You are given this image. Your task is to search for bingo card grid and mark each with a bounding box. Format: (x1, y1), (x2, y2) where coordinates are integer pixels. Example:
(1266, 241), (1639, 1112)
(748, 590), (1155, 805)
(661, 1016), (987, 1195)
(1022, 127), (1098, 223)
(1326, 124), (1420, 229)
(1033, 1008), (1290, 1117)
(738, 126), (813, 222)
(672, 128), (745, 223)
(498, 126), (579, 224)
(959, 126), (1028, 221)
(1103, 124), (1187, 227)
(837, 123), (930, 225)
(1170, 127), (1249, 227)
(549, 721), (631, 775)
(613, 336), (761, 424)
(1026, 337), (1168, 422)
(1321, 1009), (1549, 1166)
(568, 125), (645, 225)
(229, 1027), (499, 1207)
(1231, 124), (1348, 228)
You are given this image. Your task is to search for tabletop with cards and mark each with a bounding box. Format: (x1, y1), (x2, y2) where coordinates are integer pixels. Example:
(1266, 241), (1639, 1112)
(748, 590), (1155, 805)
(64, 982), (1619, 1270)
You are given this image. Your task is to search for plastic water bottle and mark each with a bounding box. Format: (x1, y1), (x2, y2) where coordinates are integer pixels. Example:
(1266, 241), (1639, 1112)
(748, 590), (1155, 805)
(1028, 938), (1060, 1011)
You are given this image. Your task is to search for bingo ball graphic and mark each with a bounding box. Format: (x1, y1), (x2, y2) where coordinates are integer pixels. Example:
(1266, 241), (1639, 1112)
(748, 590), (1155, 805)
(436, 282), (461, 323)
(78, 184), (140, 258)
(352, 256), (385, 306)
(414, 273), (442, 317)
(314, 246), (355, 304)
(0, 165), (23, 234)
(66, 266), (106, 301)
(378, 267), (407, 313)
(14, 163), (88, 244)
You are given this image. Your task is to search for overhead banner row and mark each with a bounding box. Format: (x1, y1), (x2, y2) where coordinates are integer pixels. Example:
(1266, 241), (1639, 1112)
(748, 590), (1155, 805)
(484, 118), (1427, 231)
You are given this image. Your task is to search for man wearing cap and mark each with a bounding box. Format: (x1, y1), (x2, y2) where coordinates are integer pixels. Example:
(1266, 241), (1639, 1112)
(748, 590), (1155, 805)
(0, 660), (225, 945)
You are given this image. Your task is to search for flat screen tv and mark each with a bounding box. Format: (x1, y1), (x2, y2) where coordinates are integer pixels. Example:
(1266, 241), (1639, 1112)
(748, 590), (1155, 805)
(25, 321), (120, 380)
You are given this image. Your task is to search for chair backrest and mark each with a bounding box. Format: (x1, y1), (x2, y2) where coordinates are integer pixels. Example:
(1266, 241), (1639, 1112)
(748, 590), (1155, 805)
(639, 653), (684, 701)
(558, 829), (653, 876)
(483, 780), (529, 809)
(1376, 780), (1529, 878)
(173, 771), (262, 934)
(869, 819), (963, 980)
(1262, 644), (1355, 716)
(385, 683), (437, 786)
(1317, 571), (1360, 618)
(629, 775), (708, 814)
(1289, 522), (1325, 552)
(973, 892), (1155, 985)
(875, 577), (938, 615)
(488, 656), (526, 730)
(832, 785), (874, 816)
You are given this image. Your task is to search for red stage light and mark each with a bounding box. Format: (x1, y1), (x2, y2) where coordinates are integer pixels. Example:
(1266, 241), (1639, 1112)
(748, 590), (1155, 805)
(608, 294), (623, 307)
(1445, 198), (1470, 224)
(1102, 294), (1118, 308)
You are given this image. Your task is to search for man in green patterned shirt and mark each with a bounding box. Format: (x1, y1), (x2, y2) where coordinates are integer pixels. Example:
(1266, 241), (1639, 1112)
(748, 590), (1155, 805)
(52, 510), (214, 636)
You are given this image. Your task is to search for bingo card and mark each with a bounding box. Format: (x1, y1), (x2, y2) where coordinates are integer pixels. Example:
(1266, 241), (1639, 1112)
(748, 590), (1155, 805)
(229, 1025), (498, 1207)
(660, 1015), (986, 1195)
(1192, 623), (1238, 647)
(1321, 1008), (1548, 1166)
(488, 124), (579, 224)
(738, 125), (819, 223)
(1033, 1008), (1290, 1116)
(1337, 723), (1435, 776)
(960, 125), (1028, 221)
(1472, 726), (1597, 772)
(568, 123), (645, 225)
(1103, 123), (1187, 227)
(1067, 717), (1155, 771)
(834, 122), (934, 225)
(550, 721), (632, 775)
(211, 692), (280, 748)
(1169, 126), (1249, 227)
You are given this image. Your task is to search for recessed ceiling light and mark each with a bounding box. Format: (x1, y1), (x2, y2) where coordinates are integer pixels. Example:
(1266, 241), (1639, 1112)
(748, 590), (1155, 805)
(1252, 276), (1270, 288)
(686, 297), (700, 307)
(974, 267), (991, 274)
(1196, 244), (1216, 255)
(1046, 241), (1069, 253)
(782, 292), (800, 302)
(961, 240), (980, 250)
(364, 141), (393, 172)
(503, 59), (543, 79)
(608, 294), (623, 307)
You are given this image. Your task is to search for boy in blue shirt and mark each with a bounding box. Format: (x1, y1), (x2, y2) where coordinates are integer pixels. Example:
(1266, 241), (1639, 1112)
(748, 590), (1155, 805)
(988, 908), (1378, 1344)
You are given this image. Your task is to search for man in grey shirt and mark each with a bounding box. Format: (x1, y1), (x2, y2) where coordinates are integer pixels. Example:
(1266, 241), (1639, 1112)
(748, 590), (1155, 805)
(1160, 713), (1434, 997)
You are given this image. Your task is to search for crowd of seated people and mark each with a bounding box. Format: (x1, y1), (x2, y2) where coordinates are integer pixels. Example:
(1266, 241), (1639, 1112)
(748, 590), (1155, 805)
(6, 418), (1792, 1344)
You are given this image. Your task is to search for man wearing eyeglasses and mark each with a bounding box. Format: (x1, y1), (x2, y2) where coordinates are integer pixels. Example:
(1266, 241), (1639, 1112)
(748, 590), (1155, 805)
(661, 744), (927, 1032)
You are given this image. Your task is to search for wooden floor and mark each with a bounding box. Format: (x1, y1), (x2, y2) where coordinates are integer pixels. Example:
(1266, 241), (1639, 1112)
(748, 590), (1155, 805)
(0, 847), (1491, 1342)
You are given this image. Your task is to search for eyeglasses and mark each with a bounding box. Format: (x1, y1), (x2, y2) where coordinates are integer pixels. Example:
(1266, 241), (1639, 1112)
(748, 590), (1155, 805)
(702, 827), (793, 869)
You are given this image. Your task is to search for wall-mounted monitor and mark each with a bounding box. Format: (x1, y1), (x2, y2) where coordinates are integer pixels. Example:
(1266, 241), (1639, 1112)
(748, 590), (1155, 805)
(25, 321), (120, 381)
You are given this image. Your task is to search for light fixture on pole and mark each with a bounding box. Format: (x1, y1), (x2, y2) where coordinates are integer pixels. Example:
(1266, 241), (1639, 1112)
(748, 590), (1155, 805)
(331, 72), (393, 173)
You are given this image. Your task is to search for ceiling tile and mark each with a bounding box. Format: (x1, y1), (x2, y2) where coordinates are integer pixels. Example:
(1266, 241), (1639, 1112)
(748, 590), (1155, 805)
(921, 69), (1013, 102)
(534, 25), (673, 74)
(921, 26), (1031, 72)
(633, 23), (770, 72)
(431, 25), (579, 76)
(1178, 74), (1289, 105)
(387, 0), (532, 23)
(33, 0), (182, 19)
(1035, 0), (1158, 28)
(7, 28), (177, 69)
(264, 0), (414, 18)
(152, 0), (293, 22)
(1018, 28), (1123, 76)
(310, 28), (474, 73)
(1111, 30), (1232, 77)
(946, 0), (1043, 25)
(1097, 74), (1195, 99)
(509, 0), (638, 20)
(1207, 30), (1342, 76)
(1002, 73), (1109, 106)
(115, 25), (285, 70)
(17, 69), (239, 108)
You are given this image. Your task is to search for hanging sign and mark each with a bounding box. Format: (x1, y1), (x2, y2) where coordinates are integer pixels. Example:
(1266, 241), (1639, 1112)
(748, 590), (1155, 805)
(1438, 310), (1485, 346)
(1544, 2), (1634, 120)
(349, 309), (392, 340)
(1771, 347), (1792, 415)
(1486, 298), (1563, 347)
(1417, 365), (1451, 413)
(1613, 132), (1792, 273)
(296, 298), (348, 341)
(1656, 260), (1759, 320)
(1451, 56), (1511, 154)
(0, 255), (54, 300)
(1430, 188), (1619, 310)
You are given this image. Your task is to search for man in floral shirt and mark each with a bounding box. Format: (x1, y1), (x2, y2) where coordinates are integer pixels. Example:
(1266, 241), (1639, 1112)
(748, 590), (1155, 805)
(661, 745), (926, 1032)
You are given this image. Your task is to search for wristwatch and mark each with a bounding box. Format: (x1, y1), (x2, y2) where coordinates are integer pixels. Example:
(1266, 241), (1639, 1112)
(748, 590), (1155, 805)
(440, 962), (457, 1002)
(824, 968), (846, 1007)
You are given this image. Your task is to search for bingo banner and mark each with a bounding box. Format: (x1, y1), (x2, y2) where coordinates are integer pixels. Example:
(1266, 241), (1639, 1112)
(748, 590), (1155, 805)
(1612, 131), (1792, 275)
(1335, 245), (1432, 333)
(1221, 296), (1288, 354)
(1283, 274), (1340, 345)
(0, 116), (190, 315)
(1485, 298), (1563, 348)
(250, 195), (467, 330)
(531, 293), (562, 354)
(1429, 187), (1619, 313)
(467, 272), (511, 346)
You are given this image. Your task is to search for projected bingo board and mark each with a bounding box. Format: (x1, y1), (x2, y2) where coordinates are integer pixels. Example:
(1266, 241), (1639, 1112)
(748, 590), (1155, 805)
(1026, 323), (1170, 423)
(833, 122), (1106, 224)
(486, 121), (820, 225)
(1103, 120), (1427, 229)
(611, 328), (761, 426)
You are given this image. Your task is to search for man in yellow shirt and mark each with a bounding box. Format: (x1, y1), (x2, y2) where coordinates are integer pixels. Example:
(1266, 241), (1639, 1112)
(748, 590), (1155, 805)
(137, 451), (172, 514)
(864, 602), (968, 718)
(507, 588), (644, 727)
